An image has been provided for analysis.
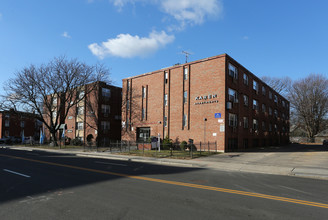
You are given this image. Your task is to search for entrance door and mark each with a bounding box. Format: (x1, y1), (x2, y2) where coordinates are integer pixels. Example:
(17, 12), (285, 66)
(136, 127), (150, 142)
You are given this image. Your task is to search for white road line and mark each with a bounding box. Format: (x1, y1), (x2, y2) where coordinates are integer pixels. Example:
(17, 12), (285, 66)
(3, 169), (31, 178)
(95, 161), (127, 167)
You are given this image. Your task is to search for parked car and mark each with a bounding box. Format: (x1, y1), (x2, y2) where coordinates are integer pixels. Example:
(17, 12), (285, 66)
(323, 140), (328, 146)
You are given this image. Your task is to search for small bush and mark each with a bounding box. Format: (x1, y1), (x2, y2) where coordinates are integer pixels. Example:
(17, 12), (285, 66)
(163, 136), (172, 150)
(71, 138), (83, 146)
(180, 141), (188, 151)
(188, 144), (197, 151)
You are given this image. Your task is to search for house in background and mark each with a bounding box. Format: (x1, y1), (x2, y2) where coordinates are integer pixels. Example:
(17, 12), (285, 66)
(44, 81), (122, 146)
(0, 109), (41, 140)
(315, 129), (328, 143)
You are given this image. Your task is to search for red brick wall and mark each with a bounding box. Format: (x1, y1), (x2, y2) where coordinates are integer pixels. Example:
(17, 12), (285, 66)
(122, 54), (290, 152)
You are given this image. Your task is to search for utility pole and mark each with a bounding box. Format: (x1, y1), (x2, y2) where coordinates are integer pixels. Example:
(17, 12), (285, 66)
(182, 51), (191, 63)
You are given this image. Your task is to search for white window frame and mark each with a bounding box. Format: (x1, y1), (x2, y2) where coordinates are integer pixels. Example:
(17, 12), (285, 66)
(184, 67), (188, 80)
(102, 104), (110, 114)
(164, 94), (168, 106)
(101, 121), (110, 130)
(243, 73), (248, 85)
(229, 113), (237, 127)
(102, 88), (111, 98)
(228, 63), (238, 79)
(228, 88), (238, 103)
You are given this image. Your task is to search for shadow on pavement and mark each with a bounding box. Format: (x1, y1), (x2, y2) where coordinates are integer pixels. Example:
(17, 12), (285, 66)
(0, 148), (203, 204)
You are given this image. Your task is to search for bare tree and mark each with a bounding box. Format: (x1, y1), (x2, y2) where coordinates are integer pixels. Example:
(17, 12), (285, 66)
(261, 76), (292, 96)
(1, 56), (110, 144)
(288, 74), (328, 141)
(121, 87), (142, 141)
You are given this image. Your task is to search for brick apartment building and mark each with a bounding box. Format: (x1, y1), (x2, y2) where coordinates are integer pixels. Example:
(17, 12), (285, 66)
(122, 54), (290, 152)
(44, 81), (122, 145)
(0, 109), (41, 139)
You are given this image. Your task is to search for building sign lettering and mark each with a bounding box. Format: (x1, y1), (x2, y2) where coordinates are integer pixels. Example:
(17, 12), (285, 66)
(195, 94), (218, 105)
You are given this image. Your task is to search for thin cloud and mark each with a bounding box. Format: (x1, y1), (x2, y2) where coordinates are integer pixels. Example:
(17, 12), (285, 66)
(110, 0), (223, 29)
(0, 13), (2, 21)
(88, 30), (175, 59)
(61, 32), (71, 39)
(161, 0), (223, 29)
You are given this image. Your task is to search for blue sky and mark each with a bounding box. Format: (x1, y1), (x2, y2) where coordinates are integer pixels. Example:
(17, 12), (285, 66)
(1, 0), (327, 91)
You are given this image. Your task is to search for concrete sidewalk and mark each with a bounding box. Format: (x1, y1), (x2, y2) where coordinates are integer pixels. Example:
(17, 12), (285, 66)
(4, 144), (328, 180)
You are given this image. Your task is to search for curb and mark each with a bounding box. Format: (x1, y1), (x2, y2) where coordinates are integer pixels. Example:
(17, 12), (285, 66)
(3, 146), (328, 180)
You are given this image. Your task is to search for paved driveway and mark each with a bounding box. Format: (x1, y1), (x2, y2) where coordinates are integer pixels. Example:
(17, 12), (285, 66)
(198, 144), (328, 169)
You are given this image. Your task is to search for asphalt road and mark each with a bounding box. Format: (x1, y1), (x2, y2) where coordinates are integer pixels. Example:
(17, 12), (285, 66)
(1, 148), (327, 219)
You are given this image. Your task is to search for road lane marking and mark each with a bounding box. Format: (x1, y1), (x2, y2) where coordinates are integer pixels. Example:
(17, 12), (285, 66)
(95, 161), (127, 166)
(1, 153), (328, 209)
(3, 169), (31, 178)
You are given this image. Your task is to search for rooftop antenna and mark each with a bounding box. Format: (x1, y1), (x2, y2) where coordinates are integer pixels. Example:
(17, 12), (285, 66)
(182, 51), (191, 63)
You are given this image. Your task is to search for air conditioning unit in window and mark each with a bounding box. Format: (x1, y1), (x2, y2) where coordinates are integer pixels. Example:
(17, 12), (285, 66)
(227, 102), (232, 109)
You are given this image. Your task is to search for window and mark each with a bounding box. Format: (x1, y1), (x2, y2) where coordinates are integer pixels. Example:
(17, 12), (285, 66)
(253, 80), (258, 92)
(243, 95), (249, 106)
(228, 63), (238, 79)
(262, 104), (266, 113)
(269, 107), (273, 116)
(142, 108), (145, 120)
(269, 123), (272, 132)
(165, 71), (168, 84)
(243, 117), (249, 129)
(229, 113), (237, 127)
(127, 100), (130, 110)
(253, 99), (259, 111)
(77, 106), (84, 115)
(274, 124), (278, 132)
(101, 121), (110, 131)
(127, 81), (130, 91)
(78, 90), (85, 99)
(183, 114), (187, 127)
(183, 91), (188, 104)
(253, 119), (259, 130)
(274, 109), (278, 118)
(228, 88), (238, 103)
(5, 130), (9, 136)
(164, 94), (168, 106)
(184, 67), (188, 80)
(102, 88), (111, 98)
(274, 95), (278, 103)
(102, 104), (110, 114)
(262, 86), (266, 95)
(5, 120), (10, 127)
(20, 121), (25, 128)
(243, 73), (248, 85)
(76, 122), (83, 130)
(269, 91), (272, 99)
(262, 121), (266, 131)
(52, 111), (57, 120)
(282, 100), (286, 108)
(164, 116), (167, 127)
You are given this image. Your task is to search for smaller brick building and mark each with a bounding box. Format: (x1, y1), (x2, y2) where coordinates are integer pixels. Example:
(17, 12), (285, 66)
(0, 109), (41, 140)
(122, 53), (290, 152)
(44, 81), (122, 145)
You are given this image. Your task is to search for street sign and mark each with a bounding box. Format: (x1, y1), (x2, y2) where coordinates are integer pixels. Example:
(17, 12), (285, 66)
(214, 113), (221, 118)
